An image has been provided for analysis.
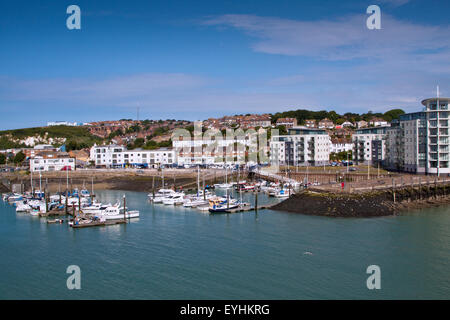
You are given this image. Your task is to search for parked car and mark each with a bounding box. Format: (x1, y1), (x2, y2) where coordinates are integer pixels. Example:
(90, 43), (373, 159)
(61, 166), (72, 171)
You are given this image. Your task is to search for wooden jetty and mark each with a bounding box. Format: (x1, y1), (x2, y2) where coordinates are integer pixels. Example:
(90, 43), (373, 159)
(224, 202), (278, 213)
(39, 210), (66, 218)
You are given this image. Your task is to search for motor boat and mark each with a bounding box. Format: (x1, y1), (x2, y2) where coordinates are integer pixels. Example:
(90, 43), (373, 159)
(50, 194), (66, 203)
(183, 197), (209, 208)
(7, 193), (23, 203)
(237, 184), (256, 192)
(68, 217), (98, 227)
(99, 206), (140, 220)
(67, 196), (90, 207)
(80, 189), (90, 198)
(208, 197), (239, 213)
(148, 189), (176, 203)
(214, 183), (233, 189)
(162, 192), (185, 205)
(274, 189), (294, 198)
(80, 201), (117, 215)
(16, 202), (32, 213)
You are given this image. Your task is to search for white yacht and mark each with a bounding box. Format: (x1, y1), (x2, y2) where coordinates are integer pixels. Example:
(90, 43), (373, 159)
(183, 197), (209, 208)
(101, 206), (140, 220)
(208, 197), (239, 213)
(7, 193), (23, 203)
(274, 189), (293, 198)
(162, 192), (185, 205)
(82, 201), (118, 215)
(148, 189), (176, 203)
(214, 183), (233, 189)
(16, 202), (31, 213)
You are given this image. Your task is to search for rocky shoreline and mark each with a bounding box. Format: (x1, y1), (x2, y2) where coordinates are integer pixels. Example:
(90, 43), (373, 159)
(271, 188), (450, 217)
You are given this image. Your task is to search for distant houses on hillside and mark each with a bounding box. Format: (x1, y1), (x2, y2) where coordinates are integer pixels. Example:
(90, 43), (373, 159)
(275, 118), (297, 128)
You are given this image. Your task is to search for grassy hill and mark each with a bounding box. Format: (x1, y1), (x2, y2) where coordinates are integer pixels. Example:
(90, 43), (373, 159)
(0, 126), (103, 150)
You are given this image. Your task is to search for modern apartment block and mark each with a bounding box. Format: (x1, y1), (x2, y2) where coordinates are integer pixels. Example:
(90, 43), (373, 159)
(172, 137), (260, 165)
(385, 97), (450, 175)
(352, 126), (388, 164)
(30, 156), (75, 172)
(270, 127), (331, 166)
(90, 144), (176, 168)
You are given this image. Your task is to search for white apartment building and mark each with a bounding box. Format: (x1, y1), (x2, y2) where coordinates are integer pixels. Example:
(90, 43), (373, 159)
(352, 126), (388, 164)
(270, 127), (331, 166)
(31, 157), (75, 172)
(385, 97), (450, 175)
(331, 139), (353, 154)
(90, 145), (176, 168)
(172, 137), (260, 165)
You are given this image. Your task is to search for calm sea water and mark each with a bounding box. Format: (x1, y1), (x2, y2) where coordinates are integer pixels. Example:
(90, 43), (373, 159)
(0, 189), (449, 300)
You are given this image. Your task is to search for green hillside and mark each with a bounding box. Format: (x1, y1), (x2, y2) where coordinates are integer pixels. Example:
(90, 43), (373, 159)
(0, 126), (103, 150)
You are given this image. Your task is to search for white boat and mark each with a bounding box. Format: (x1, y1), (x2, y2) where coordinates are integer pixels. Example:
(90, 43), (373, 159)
(67, 196), (90, 207)
(80, 189), (90, 197)
(49, 194), (66, 203)
(7, 193), (23, 203)
(162, 192), (185, 205)
(208, 197), (239, 213)
(267, 187), (279, 197)
(69, 217), (98, 227)
(81, 201), (117, 215)
(274, 189), (294, 198)
(148, 189), (176, 203)
(16, 202), (31, 212)
(183, 197), (209, 208)
(100, 206), (140, 220)
(214, 183), (233, 189)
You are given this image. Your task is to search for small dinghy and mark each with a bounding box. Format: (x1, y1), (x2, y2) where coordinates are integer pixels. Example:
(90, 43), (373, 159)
(47, 219), (64, 224)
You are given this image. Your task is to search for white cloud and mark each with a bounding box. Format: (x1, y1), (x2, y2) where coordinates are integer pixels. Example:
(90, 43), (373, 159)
(378, 0), (411, 7)
(203, 13), (450, 61)
(2, 12), (450, 120)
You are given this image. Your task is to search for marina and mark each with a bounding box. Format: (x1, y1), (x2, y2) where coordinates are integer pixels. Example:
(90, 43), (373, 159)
(0, 188), (449, 299)
(2, 170), (295, 231)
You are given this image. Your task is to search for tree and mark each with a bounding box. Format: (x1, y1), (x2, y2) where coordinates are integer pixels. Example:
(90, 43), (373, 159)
(13, 151), (25, 164)
(0, 153), (5, 165)
(133, 138), (145, 148)
(383, 109), (405, 122)
(144, 140), (158, 150)
(276, 125), (288, 135)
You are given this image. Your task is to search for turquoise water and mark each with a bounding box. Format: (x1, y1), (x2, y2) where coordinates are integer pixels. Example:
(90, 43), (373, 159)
(0, 189), (449, 299)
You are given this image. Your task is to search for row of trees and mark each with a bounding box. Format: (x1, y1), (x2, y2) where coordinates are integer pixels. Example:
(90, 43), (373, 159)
(126, 138), (171, 150)
(0, 151), (25, 165)
(271, 109), (405, 126)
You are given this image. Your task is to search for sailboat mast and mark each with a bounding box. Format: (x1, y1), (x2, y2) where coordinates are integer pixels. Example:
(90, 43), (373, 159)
(161, 164), (164, 189)
(30, 169), (33, 194)
(197, 165), (200, 195)
(225, 166), (228, 184)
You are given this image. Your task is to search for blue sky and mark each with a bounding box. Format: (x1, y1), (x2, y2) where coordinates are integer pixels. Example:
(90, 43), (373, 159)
(1, 0), (450, 129)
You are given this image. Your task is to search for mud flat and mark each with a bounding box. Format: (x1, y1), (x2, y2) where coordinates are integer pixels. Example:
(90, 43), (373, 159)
(272, 186), (450, 217)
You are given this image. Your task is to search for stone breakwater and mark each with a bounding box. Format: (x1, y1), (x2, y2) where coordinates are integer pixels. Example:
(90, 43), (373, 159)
(272, 184), (450, 217)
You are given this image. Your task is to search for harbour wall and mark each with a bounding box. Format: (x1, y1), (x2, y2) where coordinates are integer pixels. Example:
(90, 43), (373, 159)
(271, 183), (450, 217)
